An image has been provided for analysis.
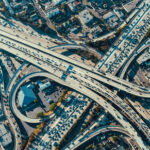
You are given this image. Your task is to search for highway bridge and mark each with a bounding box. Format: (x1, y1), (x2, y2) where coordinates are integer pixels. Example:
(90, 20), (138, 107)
(5, 62), (28, 95)
(9, 72), (56, 123)
(96, 1), (150, 74)
(1, 30), (150, 98)
(13, 71), (147, 150)
(0, 24), (150, 128)
(0, 66), (21, 150)
(65, 126), (134, 150)
(0, 16), (150, 149)
(0, 0), (149, 149)
(119, 39), (150, 79)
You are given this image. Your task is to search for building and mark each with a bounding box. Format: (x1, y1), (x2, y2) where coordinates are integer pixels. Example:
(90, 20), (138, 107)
(52, 0), (66, 5)
(113, 8), (124, 19)
(103, 11), (119, 29)
(68, 0), (81, 12)
(78, 9), (93, 26)
(68, 2), (76, 12)
(0, 108), (3, 119)
(39, 81), (51, 91)
(109, 22), (118, 29)
(70, 27), (80, 34)
(103, 11), (114, 20)
(30, 13), (38, 21)
(122, 0), (140, 13)
(46, 8), (60, 19)
(0, 124), (12, 147)
(2, 0), (14, 14)
(18, 84), (36, 108)
(89, 25), (103, 39)
(137, 49), (150, 65)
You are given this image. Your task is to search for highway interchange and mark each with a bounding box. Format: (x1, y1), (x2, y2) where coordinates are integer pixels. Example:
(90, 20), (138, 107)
(65, 125), (134, 150)
(0, 65), (22, 150)
(0, 0), (150, 149)
(96, 1), (150, 74)
(118, 38), (150, 78)
(1, 30), (150, 98)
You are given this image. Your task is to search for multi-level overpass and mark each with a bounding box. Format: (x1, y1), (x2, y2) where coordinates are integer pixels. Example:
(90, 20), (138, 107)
(0, 33), (149, 147)
(119, 39), (150, 79)
(0, 15), (150, 147)
(0, 0), (149, 149)
(9, 72), (55, 123)
(0, 66), (21, 150)
(14, 71), (147, 150)
(1, 30), (150, 97)
(96, 1), (150, 74)
(65, 126), (134, 150)
(8, 69), (149, 149)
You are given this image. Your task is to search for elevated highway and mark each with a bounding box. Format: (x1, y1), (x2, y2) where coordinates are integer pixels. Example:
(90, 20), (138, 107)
(0, 66), (21, 150)
(0, 30), (150, 98)
(5, 62), (28, 95)
(0, 1), (149, 148)
(65, 126), (133, 150)
(0, 23), (150, 142)
(48, 44), (101, 57)
(9, 70), (150, 144)
(13, 71), (147, 150)
(9, 72), (55, 123)
(96, 1), (150, 74)
(119, 39), (150, 79)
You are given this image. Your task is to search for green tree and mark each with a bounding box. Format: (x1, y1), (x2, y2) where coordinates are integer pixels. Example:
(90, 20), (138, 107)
(58, 97), (62, 102)
(49, 103), (57, 111)
(60, 3), (65, 9)
(36, 112), (44, 118)
(20, 139), (27, 149)
(34, 99), (38, 103)
(0, 2), (4, 7)
(112, 136), (118, 142)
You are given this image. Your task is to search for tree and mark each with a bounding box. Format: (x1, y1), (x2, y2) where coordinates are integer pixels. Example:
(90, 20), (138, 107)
(36, 112), (44, 118)
(34, 99), (38, 103)
(112, 136), (118, 142)
(0, 2), (4, 7)
(25, 122), (46, 149)
(29, 133), (36, 142)
(49, 103), (57, 111)
(20, 140), (27, 149)
(60, 3), (66, 10)
(58, 97), (62, 102)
